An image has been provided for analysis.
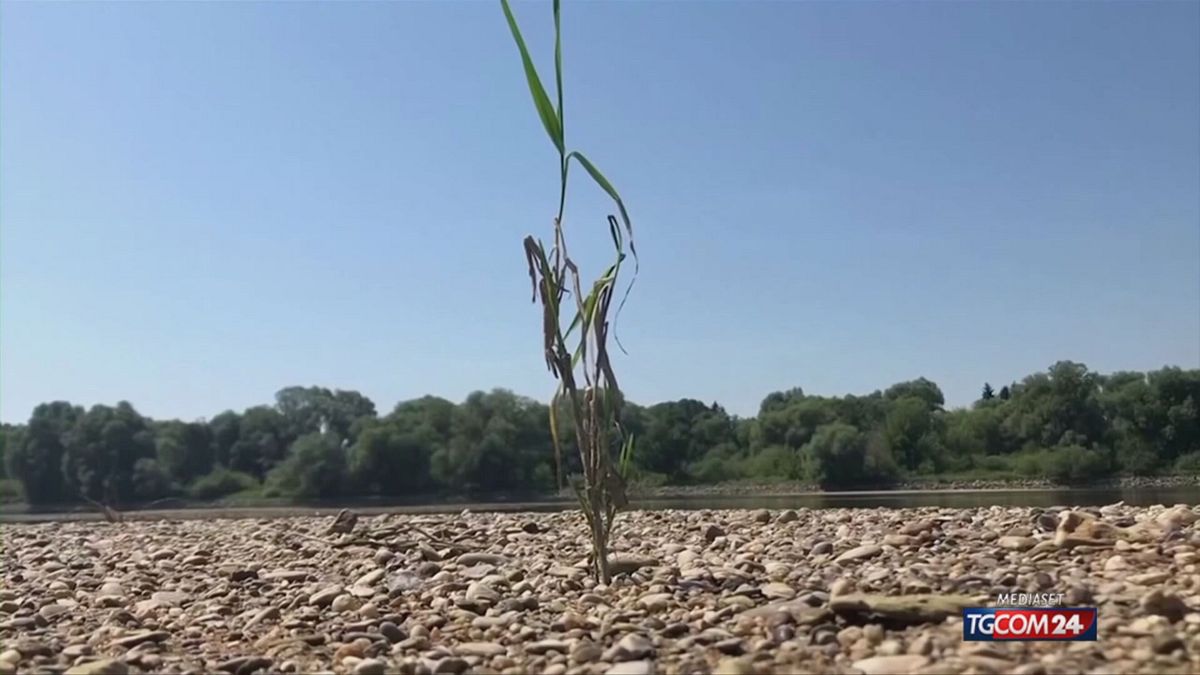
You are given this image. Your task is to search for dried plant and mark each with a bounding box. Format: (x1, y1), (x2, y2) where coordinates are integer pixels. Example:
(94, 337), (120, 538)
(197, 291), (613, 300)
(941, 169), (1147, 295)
(500, 0), (639, 583)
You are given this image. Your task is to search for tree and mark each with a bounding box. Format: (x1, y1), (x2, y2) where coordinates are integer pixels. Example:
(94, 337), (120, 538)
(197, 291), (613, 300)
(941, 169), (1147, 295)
(275, 386), (377, 444)
(5, 402), (82, 505)
(61, 402), (156, 503)
(998, 385), (1011, 401)
(267, 432), (348, 499)
(981, 383), (995, 401)
(154, 420), (214, 484)
(228, 406), (288, 479)
(883, 396), (945, 473)
(884, 378), (945, 409)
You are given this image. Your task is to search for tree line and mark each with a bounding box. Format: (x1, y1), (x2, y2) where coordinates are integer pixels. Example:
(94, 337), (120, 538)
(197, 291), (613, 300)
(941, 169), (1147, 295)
(2, 361), (1198, 506)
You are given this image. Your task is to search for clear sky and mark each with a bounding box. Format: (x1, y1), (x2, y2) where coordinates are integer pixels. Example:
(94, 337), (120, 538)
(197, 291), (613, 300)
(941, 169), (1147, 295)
(2, 1), (1198, 423)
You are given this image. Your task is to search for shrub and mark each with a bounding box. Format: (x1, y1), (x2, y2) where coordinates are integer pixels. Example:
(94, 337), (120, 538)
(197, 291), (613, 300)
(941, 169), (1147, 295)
(188, 467), (260, 500)
(1175, 451), (1200, 475)
(1043, 445), (1110, 485)
(131, 458), (178, 501)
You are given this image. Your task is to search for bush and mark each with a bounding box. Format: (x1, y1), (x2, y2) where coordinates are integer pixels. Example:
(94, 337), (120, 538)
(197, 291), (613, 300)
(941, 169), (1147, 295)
(131, 458), (178, 501)
(743, 445), (801, 482)
(188, 467), (260, 500)
(266, 433), (347, 499)
(0, 478), (23, 503)
(1043, 445), (1110, 485)
(1175, 451), (1200, 475)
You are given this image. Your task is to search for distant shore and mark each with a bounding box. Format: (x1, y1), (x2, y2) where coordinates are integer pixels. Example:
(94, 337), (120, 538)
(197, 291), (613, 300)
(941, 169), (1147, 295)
(631, 474), (1200, 498)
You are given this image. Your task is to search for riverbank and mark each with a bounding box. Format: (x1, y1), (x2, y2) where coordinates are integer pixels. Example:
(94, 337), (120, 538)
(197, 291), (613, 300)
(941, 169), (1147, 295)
(631, 474), (1200, 498)
(2, 504), (1197, 674)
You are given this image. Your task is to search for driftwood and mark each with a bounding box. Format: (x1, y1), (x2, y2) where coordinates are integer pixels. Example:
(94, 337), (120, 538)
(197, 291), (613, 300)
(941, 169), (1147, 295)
(82, 495), (124, 523)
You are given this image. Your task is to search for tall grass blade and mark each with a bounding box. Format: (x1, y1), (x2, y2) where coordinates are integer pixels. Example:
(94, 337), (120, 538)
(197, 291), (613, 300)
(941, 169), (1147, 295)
(501, 0), (564, 154)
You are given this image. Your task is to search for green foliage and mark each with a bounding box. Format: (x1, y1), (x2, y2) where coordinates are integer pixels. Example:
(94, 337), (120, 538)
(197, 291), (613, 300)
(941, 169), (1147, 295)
(3, 363), (1199, 505)
(266, 432), (347, 499)
(1174, 451), (1200, 475)
(188, 467), (261, 500)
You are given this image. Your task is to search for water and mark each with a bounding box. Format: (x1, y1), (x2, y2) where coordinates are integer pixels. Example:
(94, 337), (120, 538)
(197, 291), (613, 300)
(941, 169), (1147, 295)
(1, 486), (1195, 523)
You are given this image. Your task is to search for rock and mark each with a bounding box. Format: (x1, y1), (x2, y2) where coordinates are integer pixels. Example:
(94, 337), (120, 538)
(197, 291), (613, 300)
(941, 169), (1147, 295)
(571, 642), (603, 663)
(332, 594), (360, 613)
(64, 660), (129, 675)
(1152, 631), (1185, 655)
(374, 549), (395, 566)
(1105, 556), (1129, 571)
(0, 651), (19, 665)
(638, 593), (673, 612)
(813, 542), (834, 555)
(611, 634), (653, 661)
(778, 509), (799, 523)
(327, 508), (358, 534)
(829, 578), (854, 596)
(111, 631), (170, 648)
(354, 659), (387, 675)
(997, 536), (1035, 551)
(457, 642), (505, 658)
(1157, 505), (1198, 529)
(760, 582), (795, 600)
(609, 555), (658, 576)
(1128, 571), (1170, 586)
(380, 621), (406, 643)
(433, 657), (470, 674)
(704, 524), (726, 542)
(38, 603), (69, 620)
(525, 640), (569, 655)
(521, 521), (541, 534)
(310, 586), (343, 607)
(457, 553), (509, 566)
(217, 657), (272, 674)
(899, 520), (933, 536)
(1141, 589), (1189, 623)
(851, 655), (929, 675)
(753, 509), (771, 524)
(831, 594), (979, 625)
(714, 657), (754, 675)
(151, 591), (189, 605)
(605, 662), (655, 675)
(836, 545), (882, 564)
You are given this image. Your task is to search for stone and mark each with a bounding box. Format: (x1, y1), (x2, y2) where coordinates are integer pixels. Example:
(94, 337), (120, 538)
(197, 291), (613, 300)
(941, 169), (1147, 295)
(997, 536), (1035, 551)
(831, 594), (979, 625)
(836, 545), (882, 564)
(1152, 631), (1185, 655)
(456, 642), (505, 658)
(605, 662), (655, 675)
(380, 621), (406, 643)
(778, 510), (799, 523)
(355, 659), (388, 675)
(38, 603), (69, 620)
(525, 640), (569, 655)
(609, 555), (658, 576)
(851, 655), (929, 675)
(704, 524), (726, 542)
(1141, 589), (1189, 623)
(457, 553), (509, 566)
(1127, 571), (1170, 586)
(64, 660), (129, 675)
(151, 591), (189, 605)
(571, 642), (603, 663)
(760, 582), (795, 600)
(638, 593), (673, 612)
(1104, 556), (1129, 571)
(332, 594), (360, 613)
(111, 631), (170, 648)
(612, 634), (653, 661)
(310, 586), (343, 607)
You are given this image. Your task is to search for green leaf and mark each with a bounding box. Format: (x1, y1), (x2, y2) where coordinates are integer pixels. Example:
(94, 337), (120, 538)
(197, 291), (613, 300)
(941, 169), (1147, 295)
(553, 0), (564, 135)
(501, 0), (564, 155)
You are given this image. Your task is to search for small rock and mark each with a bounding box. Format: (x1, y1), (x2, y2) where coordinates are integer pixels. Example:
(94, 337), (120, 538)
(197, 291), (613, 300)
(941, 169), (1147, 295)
(753, 510), (771, 524)
(851, 655), (929, 675)
(611, 633), (653, 661)
(332, 594), (360, 613)
(310, 586), (343, 607)
(456, 642), (505, 658)
(1142, 589), (1189, 623)
(110, 631), (169, 648)
(704, 524), (726, 542)
(606, 662), (655, 675)
(1104, 556), (1129, 571)
(380, 621), (406, 644)
(1152, 631), (1185, 655)
(64, 660), (129, 675)
(778, 510), (799, 524)
(997, 536), (1035, 551)
(457, 553), (509, 566)
(836, 545), (882, 564)
(354, 659), (388, 675)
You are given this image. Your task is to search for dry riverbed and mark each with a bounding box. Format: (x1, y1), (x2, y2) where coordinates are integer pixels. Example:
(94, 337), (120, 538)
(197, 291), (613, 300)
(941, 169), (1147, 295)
(2, 504), (1198, 675)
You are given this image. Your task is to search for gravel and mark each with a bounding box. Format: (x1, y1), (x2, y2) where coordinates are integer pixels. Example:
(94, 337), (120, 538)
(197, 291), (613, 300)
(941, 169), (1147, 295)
(2, 503), (1198, 674)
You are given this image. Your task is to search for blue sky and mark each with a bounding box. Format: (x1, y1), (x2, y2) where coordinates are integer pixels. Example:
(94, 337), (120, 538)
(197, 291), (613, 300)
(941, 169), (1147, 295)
(2, 1), (1197, 423)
